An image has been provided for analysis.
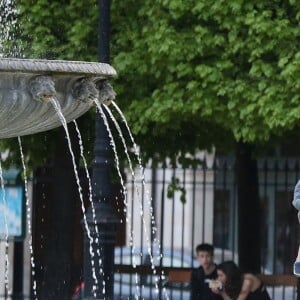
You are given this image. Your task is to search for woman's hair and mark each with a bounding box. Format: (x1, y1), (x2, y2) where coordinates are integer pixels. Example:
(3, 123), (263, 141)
(217, 261), (243, 299)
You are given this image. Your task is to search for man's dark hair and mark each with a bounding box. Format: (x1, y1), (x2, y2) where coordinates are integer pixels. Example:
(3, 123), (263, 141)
(195, 243), (214, 255)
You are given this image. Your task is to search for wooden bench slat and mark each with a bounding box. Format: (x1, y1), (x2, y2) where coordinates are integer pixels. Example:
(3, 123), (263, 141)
(168, 270), (191, 282)
(256, 274), (297, 287)
(114, 265), (298, 287)
(168, 270), (298, 287)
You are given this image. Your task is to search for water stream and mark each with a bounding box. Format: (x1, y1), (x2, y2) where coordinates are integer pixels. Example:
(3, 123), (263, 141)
(112, 101), (159, 240)
(49, 98), (99, 297)
(110, 101), (169, 299)
(103, 105), (159, 278)
(112, 101), (160, 247)
(92, 102), (141, 297)
(0, 160), (10, 297)
(0, 1), (20, 293)
(0, 0), (21, 57)
(73, 120), (105, 289)
(96, 101), (170, 299)
(18, 136), (38, 300)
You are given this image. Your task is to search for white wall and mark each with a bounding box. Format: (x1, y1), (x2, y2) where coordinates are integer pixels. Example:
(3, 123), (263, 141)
(125, 152), (215, 254)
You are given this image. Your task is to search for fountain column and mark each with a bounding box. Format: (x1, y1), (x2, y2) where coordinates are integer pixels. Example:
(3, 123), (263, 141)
(83, 0), (119, 299)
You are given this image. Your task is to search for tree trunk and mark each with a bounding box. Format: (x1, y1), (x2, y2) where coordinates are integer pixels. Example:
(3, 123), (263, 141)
(236, 142), (261, 273)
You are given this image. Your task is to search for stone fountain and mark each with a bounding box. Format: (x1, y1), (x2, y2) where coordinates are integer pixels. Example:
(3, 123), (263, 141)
(0, 57), (117, 138)
(0, 57), (117, 299)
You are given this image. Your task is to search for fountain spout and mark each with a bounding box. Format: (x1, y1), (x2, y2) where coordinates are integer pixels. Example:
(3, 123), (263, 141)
(30, 76), (56, 102)
(97, 80), (116, 105)
(72, 78), (99, 104)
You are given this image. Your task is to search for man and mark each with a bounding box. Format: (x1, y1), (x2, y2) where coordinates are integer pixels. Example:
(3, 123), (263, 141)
(291, 180), (300, 300)
(190, 243), (222, 300)
(293, 180), (300, 276)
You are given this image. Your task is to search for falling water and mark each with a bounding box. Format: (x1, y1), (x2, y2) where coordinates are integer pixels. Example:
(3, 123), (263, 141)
(0, 161), (10, 296)
(110, 101), (169, 298)
(93, 101), (142, 298)
(103, 104), (169, 299)
(101, 107), (156, 262)
(73, 120), (105, 287)
(102, 104), (156, 294)
(96, 101), (170, 299)
(49, 98), (99, 296)
(18, 136), (38, 300)
(112, 100), (160, 243)
(94, 106), (132, 241)
(0, 0), (22, 57)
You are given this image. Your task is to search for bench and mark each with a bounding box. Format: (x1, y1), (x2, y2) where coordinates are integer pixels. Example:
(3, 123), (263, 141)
(167, 269), (298, 287)
(115, 265), (298, 287)
(114, 265), (298, 299)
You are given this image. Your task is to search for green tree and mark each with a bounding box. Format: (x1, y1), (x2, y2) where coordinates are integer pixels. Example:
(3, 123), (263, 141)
(108, 0), (300, 272)
(4, 0), (300, 285)
(110, 0), (300, 161)
(4, 0), (300, 164)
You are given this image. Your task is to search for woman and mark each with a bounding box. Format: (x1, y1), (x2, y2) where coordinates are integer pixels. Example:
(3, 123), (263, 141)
(209, 261), (270, 300)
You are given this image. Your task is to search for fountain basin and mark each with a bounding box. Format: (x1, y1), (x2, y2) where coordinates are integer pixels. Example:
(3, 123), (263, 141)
(0, 58), (117, 138)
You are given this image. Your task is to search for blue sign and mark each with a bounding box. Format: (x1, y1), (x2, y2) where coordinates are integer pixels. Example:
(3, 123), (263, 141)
(0, 186), (24, 239)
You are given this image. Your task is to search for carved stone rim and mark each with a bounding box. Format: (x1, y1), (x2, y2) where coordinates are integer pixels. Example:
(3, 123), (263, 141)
(0, 58), (117, 77)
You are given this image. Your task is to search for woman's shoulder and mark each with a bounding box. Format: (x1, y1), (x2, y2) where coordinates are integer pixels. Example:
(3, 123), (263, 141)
(243, 273), (262, 291)
(244, 273), (257, 280)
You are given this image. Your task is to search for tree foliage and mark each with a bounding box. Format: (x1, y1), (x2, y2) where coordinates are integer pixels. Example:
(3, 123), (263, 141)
(2, 0), (300, 166)
(0, 0), (99, 168)
(110, 0), (300, 161)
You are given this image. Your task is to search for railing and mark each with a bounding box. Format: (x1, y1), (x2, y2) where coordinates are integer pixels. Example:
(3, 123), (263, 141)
(113, 155), (300, 299)
(114, 264), (298, 300)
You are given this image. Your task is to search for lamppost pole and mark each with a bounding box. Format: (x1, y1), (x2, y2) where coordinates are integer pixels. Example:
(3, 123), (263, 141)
(83, 0), (118, 299)
(98, 0), (110, 64)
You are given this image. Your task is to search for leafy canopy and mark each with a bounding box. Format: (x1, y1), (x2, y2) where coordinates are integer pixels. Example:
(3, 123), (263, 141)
(2, 0), (300, 166)
(111, 0), (300, 162)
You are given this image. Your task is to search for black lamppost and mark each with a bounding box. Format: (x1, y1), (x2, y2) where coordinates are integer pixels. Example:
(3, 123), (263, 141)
(83, 0), (118, 299)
